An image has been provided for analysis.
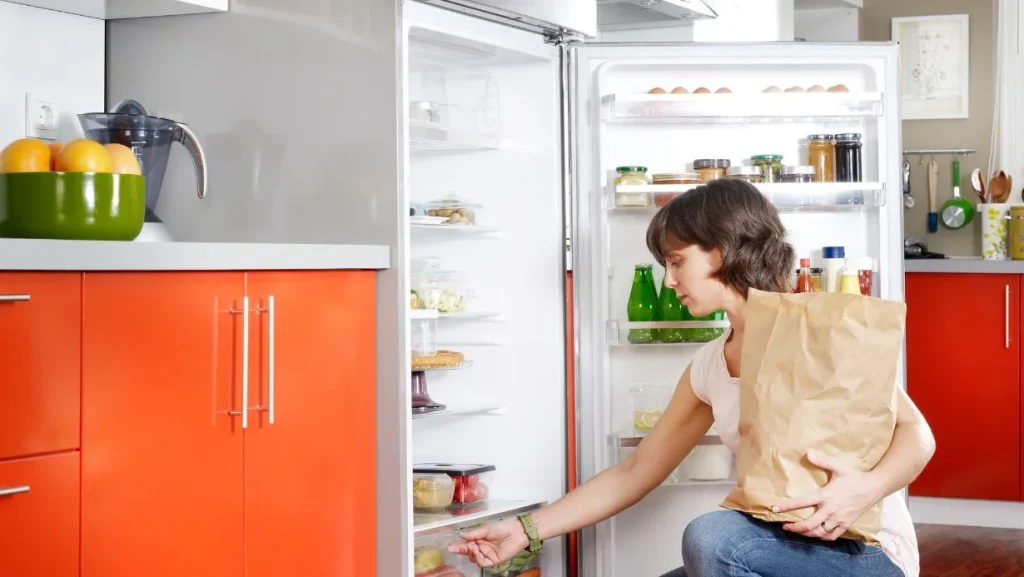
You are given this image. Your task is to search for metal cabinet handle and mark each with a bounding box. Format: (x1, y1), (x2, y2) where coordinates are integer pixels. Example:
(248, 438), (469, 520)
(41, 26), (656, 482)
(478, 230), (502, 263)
(1006, 285), (1011, 349)
(229, 297), (251, 428)
(0, 294), (30, 303)
(268, 295), (275, 425)
(0, 485), (30, 497)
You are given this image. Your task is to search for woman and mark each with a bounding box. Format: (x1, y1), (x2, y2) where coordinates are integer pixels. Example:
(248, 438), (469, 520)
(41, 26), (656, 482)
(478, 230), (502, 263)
(448, 179), (935, 577)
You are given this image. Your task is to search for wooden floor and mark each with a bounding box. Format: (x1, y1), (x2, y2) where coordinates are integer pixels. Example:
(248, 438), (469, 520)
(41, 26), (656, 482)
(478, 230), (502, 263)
(917, 524), (1024, 576)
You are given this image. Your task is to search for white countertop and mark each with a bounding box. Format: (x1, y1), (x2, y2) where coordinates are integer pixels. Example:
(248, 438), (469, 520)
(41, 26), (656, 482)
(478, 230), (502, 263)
(904, 258), (1024, 274)
(0, 239), (390, 271)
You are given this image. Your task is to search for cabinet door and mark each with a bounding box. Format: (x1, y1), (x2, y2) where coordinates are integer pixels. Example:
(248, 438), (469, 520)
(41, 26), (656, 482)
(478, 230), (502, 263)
(906, 273), (1021, 501)
(0, 452), (79, 577)
(81, 272), (245, 577)
(0, 273), (81, 460)
(243, 270), (376, 577)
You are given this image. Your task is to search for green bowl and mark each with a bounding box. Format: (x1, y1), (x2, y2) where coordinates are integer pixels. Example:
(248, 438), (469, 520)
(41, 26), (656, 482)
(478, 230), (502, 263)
(0, 172), (146, 241)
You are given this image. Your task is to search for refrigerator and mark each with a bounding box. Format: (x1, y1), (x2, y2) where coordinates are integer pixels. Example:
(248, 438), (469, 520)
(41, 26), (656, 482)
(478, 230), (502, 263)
(402, 3), (904, 577)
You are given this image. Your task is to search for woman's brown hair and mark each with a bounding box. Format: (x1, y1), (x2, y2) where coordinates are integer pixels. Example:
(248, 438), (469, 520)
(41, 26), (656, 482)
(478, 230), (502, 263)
(645, 179), (795, 297)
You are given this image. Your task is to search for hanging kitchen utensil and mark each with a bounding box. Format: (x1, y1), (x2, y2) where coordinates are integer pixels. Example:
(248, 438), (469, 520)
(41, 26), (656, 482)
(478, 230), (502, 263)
(989, 171), (1010, 203)
(941, 157), (973, 229)
(903, 159), (914, 209)
(971, 167), (986, 203)
(927, 160), (938, 233)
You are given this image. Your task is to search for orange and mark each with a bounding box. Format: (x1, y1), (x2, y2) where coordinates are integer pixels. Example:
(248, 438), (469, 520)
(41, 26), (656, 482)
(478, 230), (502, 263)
(0, 138), (51, 173)
(48, 142), (64, 170)
(56, 139), (112, 173)
(104, 143), (142, 175)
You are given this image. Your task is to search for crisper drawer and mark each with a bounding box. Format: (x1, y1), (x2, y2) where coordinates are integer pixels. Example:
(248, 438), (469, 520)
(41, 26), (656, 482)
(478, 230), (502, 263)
(0, 451), (80, 577)
(0, 273), (81, 460)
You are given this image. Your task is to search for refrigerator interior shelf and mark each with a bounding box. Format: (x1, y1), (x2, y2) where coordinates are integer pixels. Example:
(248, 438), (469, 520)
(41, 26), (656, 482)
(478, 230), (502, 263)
(439, 310), (505, 321)
(409, 123), (500, 153)
(615, 432), (723, 448)
(608, 320), (729, 347)
(412, 402), (505, 420)
(414, 499), (545, 538)
(410, 223), (504, 238)
(411, 359), (475, 371)
(611, 182), (885, 212)
(661, 478), (736, 488)
(603, 92), (884, 122)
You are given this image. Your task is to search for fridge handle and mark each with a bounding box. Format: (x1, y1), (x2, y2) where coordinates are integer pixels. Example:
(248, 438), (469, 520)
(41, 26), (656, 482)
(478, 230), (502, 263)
(229, 297), (250, 429)
(268, 295), (275, 425)
(1005, 284), (1010, 350)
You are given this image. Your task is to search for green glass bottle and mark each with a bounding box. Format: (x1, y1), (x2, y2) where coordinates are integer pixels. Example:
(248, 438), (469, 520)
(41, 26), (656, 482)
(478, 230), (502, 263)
(656, 269), (685, 343)
(681, 308), (727, 342)
(627, 264), (659, 344)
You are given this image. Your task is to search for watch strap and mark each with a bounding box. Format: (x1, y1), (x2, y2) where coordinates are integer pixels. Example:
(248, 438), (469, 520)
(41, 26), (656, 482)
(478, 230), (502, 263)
(517, 513), (543, 553)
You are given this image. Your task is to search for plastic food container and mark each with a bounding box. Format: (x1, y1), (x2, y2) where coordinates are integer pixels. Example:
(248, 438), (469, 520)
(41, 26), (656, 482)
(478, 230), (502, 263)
(651, 172), (701, 207)
(751, 154), (784, 183)
(693, 159), (731, 182)
(683, 425), (733, 481)
(411, 257), (442, 311)
(434, 270), (470, 314)
(414, 533), (481, 577)
(630, 385), (673, 434)
(614, 165), (651, 207)
(410, 309), (439, 358)
(726, 165), (764, 183)
(413, 473), (455, 511)
(414, 463), (495, 505)
(425, 194), (482, 225)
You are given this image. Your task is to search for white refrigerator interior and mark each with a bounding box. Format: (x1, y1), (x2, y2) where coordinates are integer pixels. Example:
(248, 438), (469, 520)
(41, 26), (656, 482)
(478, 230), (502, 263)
(404, 3), (568, 576)
(572, 43), (903, 577)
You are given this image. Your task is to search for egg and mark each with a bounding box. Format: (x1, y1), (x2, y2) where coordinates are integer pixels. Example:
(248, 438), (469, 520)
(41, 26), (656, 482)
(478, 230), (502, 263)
(807, 85), (826, 93)
(762, 86), (782, 93)
(693, 87), (712, 94)
(828, 84), (850, 92)
(648, 87), (667, 94)
(671, 86), (689, 94)
(715, 87), (732, 94)
(785, 86), (805, 93)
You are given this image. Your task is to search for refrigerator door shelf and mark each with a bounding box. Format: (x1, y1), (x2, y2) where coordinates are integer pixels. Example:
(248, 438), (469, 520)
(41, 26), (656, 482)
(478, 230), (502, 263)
(604, 92), (884, 123)
(608, 182), (886, 213)
(607, 320), (730, 348)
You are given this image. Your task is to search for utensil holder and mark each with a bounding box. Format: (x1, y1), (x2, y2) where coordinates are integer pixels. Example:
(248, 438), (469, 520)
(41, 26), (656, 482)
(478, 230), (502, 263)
(979, 203), (1010, 260)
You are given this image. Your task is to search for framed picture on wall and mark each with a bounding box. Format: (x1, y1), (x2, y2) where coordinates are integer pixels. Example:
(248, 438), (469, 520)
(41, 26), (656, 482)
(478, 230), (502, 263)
(892, 14), (970, 120)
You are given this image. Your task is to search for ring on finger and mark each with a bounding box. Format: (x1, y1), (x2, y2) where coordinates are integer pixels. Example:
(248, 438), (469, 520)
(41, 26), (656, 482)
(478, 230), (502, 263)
(822, 522), (835, 532)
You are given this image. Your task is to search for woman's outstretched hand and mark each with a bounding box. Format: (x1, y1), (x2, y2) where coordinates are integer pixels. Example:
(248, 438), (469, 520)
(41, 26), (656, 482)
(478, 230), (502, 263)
(447, 518), (529, 567)
(771, 450), (883, 541)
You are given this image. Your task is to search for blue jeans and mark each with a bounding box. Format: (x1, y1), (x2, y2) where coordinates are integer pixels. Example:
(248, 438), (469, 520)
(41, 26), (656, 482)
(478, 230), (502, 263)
(658, 510), (905, 577)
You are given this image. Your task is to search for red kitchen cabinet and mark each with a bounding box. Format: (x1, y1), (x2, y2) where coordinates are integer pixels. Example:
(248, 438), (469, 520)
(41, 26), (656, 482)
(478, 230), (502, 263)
(906, 273), (1021, 501)
(0, 273), (81, 460)
(0, 451), (80, 577)
(81, 272), (245, 577)
(242, 270), (377, 577)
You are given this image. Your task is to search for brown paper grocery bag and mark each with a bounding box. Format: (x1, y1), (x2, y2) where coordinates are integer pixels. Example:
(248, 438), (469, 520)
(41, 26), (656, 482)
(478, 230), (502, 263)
(720, 289), (905, 545)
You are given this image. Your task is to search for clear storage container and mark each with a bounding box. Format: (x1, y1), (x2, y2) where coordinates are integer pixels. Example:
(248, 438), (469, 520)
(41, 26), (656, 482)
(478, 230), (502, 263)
(412, 473), (455, 511)
(683, 425), (733, 481)
(425, 193), (483, 226)
(411, 256), (442, 311)
(414, 463), (496, 505)
(410, 309), (439, 358)
(434, 270), (471, 314)
(630, 385), (673, 434)
(413, 532), (483, 577)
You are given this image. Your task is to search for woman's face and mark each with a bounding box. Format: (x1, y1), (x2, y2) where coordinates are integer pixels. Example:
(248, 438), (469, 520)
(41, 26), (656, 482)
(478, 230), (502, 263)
(663, 244), (730, 317)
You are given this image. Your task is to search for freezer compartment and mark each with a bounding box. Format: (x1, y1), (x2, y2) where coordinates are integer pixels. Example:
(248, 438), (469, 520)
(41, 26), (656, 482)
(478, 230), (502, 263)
(604, 92), (884, 123)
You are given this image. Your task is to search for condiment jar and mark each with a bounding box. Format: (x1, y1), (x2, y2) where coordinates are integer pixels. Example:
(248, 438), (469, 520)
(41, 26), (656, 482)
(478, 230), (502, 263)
(835, 133), (863, 183)
(614, 166), (651, 207)
(726, 165), (764, 183)
(751, 154), (784, 183)
(839, 268), (862, 295)
(807, 134), (835, 182)
(1009, 206), (1024, 260)
(693, 159), (731, 182)
(793, 267), (824, 292)
(651, 172), (701, 207)
(780, 165), (817, 183)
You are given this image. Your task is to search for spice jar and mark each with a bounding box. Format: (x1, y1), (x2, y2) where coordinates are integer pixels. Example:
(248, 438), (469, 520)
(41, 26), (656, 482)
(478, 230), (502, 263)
(780, 165), (817, 183)
(651, 172), (701, 207)
(693, 159), (731, 182)
(807, 134), (835, 182)
(1009, 206), (1024, 260)
(751, 155), (784, 183)
(726, 165), (764, 183)
(615, 166), (651, 207)
(835, 133), (863, 182)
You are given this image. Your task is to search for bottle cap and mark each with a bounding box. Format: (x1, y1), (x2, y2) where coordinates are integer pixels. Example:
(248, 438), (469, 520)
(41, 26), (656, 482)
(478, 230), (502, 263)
(823, 246), (845, 259)
(799, 258), (810, 267)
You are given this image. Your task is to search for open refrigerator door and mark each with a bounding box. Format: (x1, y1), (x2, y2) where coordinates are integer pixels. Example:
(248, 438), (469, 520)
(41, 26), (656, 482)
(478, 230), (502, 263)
(570, 42), (903, 577)
(403, 3), (569, 576)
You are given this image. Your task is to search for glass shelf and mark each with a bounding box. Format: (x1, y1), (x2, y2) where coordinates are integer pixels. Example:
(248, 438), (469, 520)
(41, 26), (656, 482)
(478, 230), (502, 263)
(409, 123), (500, 153)
(410, 224), (503, 239)
(614, 432), (723, 448)
(412, 402), (504, 420)
(609, 182), (885, 213)
(608, 320), (729, 347)
(439, 311), (504, 321)
(603, 92), (884, 123)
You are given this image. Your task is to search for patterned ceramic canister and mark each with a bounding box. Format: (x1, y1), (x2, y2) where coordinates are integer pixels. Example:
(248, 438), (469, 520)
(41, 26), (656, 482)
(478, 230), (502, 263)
(980, 203), (1011, 260)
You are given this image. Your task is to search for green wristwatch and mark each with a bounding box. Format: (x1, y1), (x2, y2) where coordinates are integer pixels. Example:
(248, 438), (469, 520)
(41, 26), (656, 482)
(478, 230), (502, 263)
(517, 513), (543, 553)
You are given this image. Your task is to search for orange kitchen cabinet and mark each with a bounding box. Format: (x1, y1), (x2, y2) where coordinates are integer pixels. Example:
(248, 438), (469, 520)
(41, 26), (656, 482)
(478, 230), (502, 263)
(81, 272), (245, 577)
(0, 451), (80, 577)
(906, 273), (1021, 501)
(242, 270), (377, 577)
(0, 273), (81, 460)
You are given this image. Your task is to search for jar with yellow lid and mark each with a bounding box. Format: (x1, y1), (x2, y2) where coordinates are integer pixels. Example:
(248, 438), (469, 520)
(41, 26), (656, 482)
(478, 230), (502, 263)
(1009, 206), (1024, 260)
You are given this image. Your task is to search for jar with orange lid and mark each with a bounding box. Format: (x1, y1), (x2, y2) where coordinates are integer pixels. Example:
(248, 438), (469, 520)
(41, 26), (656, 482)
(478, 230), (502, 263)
(651, 172), (701, 206)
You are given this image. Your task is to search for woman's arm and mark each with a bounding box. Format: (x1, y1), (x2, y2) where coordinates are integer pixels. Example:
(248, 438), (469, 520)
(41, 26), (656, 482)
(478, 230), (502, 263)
(530, 365), (714, 540)
(864, 387), (936, 498)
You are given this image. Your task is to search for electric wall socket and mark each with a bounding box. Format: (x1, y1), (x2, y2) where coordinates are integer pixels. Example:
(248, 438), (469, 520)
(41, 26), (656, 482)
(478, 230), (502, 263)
(25, 93), (59, 140)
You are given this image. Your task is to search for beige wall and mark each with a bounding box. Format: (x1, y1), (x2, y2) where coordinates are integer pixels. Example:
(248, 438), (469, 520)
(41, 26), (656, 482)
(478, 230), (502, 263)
(862, 0), (996, 256)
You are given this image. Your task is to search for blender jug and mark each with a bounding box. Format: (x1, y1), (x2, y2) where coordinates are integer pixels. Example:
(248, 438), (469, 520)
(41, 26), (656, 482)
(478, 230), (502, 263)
(79, 99), (207, 223)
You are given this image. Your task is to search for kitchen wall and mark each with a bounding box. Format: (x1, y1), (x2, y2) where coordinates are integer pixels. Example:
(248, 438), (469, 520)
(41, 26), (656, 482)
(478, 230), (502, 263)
(0, 2), (104, 146)
(794, 7), (858, 42)
(861, 0), (997, 257)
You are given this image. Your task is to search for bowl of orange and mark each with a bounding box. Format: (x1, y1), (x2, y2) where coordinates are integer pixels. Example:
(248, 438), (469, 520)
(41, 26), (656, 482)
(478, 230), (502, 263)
(0, 138), (146, 241)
